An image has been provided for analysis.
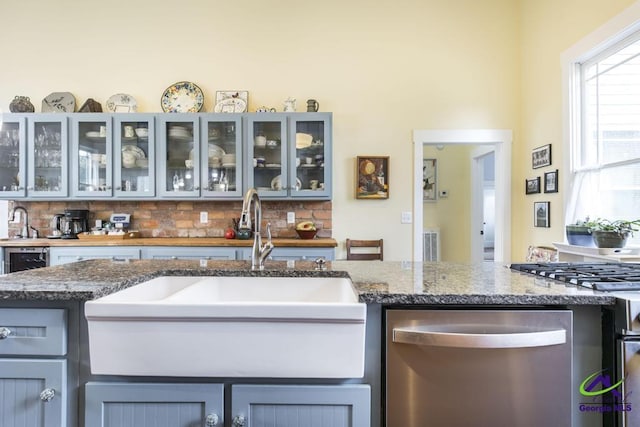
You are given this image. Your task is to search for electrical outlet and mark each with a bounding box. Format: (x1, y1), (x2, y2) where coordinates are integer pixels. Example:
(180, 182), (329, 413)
(11, 211), (20, 223)
(401, 211), (412, 224)
(200, 211), (208, 224)
(287, 212), (295, 224)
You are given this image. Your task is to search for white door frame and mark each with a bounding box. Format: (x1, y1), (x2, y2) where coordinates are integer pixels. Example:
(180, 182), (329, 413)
(412, 129), (512, 263)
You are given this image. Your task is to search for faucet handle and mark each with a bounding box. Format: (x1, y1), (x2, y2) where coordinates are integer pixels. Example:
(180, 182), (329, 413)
(314, 257), (327, 271)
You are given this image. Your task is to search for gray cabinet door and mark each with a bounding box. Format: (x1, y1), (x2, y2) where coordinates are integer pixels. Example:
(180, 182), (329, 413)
(48, 247), (141, 265)
(231, 384), (370, 427)
(85, 382), (224, 427)
(0, 359), (66, 427)
(142, 246), (237, 260)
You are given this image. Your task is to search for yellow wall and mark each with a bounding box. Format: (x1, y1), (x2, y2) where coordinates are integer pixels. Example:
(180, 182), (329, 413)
(2, 0), (636, 261)
(0, 0), (519, 261)
(515, 0), (636, 261)
(423, 145), (473, 262)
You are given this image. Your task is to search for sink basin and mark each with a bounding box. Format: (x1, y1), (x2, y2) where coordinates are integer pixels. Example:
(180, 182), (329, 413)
(85, 276), (366, 378)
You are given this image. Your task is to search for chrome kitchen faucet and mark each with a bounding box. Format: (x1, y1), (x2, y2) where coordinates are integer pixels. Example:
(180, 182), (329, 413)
(8, 205), (34, 238)
(239, 188), (274, 270)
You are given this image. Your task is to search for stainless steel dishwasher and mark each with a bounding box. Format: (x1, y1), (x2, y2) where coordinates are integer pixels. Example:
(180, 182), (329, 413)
(385, 309), (572, 426)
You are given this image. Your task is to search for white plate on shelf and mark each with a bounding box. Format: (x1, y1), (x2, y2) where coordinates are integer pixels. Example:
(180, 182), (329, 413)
(86, 131), (101, 138)
(222, 163), (235, 168)
(122, 145), (146, 159)
(271, 175), (302, 191)
(266, 163), (281, 168)
(106, 93), (137, 113)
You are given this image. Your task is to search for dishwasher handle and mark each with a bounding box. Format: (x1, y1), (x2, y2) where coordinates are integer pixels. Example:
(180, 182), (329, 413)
(393, 325), (566, 349)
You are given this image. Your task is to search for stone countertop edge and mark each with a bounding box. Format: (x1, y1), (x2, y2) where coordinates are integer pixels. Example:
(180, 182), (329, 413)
(0, 260), (618, 306)
(0, 237), (338, 248)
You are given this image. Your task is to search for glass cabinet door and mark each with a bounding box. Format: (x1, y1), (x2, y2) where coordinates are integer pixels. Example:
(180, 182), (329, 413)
(0, 115), (27, 198)
(114, 114), (155, 197)
(27, 115), (68, 198)
(71, 114), (112, 198)
(200, 115), (242, 198)
(289, 113), (332, 198)
(246, 114), (287, 198)
(158, 115), (200, 198)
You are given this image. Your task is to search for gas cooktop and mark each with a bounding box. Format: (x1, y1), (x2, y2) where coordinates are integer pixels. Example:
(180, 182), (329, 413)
(510, 262), (640, 291)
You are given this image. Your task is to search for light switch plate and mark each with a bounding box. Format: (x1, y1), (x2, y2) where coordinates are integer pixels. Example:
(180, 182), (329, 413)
(287, 212), (295, 224)
(200, 211), (208, 224)
(401, 211), (412, 224)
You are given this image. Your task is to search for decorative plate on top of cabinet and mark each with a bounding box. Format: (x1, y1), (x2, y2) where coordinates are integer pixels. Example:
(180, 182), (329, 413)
(106, 93), (138, 113)
(42, 92), (76, 113)
(160, 81), (204, 113)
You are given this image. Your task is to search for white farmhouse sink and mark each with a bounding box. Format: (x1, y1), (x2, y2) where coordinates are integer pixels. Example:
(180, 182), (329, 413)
(85, 276), (366, 378)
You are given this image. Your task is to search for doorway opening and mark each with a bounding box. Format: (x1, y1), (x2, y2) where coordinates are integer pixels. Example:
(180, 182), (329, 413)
(412, 129), (512, 263)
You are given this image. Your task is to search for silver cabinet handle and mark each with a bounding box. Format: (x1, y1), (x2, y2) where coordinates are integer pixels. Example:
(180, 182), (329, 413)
(40, 388), (55, 402)
(0, 327), (11, 339)
(393, 325), (566, 349)
(232, 415), (246, 426)
(205, 413), (219, 426)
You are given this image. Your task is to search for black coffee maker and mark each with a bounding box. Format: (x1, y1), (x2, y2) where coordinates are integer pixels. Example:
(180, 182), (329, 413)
(61, 209), (90, 239)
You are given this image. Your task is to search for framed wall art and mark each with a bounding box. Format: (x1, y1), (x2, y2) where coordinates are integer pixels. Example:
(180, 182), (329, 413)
(214, 90), (249, 113)
(534, 201), (550, 228)
(423, 158), (437, 201)
(526, 177), (541, 194)
(544, 169), (559, 193)
(356, 156), (389, 199)
(532, 144), (552, 169)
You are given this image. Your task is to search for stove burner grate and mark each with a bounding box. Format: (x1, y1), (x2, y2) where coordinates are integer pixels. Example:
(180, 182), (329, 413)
(510, 262), (640, 291)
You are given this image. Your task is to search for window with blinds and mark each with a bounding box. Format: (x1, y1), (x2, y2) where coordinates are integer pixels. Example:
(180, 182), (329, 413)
(569, 32), (640, 242)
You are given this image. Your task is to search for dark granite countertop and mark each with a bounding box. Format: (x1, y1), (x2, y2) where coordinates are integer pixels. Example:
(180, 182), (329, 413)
(0, 259), (617, 306)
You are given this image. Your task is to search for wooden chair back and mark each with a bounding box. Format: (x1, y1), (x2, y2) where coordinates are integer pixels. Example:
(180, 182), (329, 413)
(346, 239), (384, 261)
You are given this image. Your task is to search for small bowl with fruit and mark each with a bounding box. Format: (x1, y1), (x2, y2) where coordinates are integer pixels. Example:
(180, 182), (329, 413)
(296, 221), (317, 239)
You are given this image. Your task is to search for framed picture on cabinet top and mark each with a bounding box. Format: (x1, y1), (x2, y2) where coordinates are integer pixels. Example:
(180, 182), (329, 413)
(356, 156), (389, 199)
(534, 201), (550, 228)
(532, 144), (552, 169)
(214, 90), (248, 113)
(526, 177), (541, 195)
(544, 169), (558, 193)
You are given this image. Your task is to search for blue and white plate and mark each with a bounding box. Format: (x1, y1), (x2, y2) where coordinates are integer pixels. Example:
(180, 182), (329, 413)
(161, 81), (204, 113)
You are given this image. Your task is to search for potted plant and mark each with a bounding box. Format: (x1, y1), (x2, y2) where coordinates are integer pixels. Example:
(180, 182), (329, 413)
(565, 218), (594, 247)
(584, 218), (640, 248)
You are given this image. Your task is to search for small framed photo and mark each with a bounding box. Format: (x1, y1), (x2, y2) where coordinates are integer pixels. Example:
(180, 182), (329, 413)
(423, 158), (437, 201)
(215, 90), (248, 104)
(534, 201), (550, 228)
(532, 144), (552, 169)
(544, 169), (558, 193)
(356, 156), (389, 199)
(526, 177), (541, 195)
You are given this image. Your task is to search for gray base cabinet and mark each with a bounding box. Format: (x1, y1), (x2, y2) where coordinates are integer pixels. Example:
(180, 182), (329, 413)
(85, 383), (369, 427)
(231, 384), (370, 427)
(0, 308), (69, 427)
(49, 247), (141, 265)
(85, 382), (224, 427)
(141, 246), (237, 260)
(0, 359), (67, 427)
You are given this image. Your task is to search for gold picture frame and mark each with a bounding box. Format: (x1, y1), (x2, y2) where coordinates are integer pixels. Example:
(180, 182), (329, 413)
(356, 156), (389, 199)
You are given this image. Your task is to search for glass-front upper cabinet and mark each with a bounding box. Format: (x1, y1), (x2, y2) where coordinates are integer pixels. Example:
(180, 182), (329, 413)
(289, 113), (332, 199)
(114, 114), (155, 198)
(0, 115), (27, 198)
(245, 114), (287, 198)
(27, 115), (68, 198)
(199, 114), (242, 198)
(70, 114), (112, 198)
(157, 115), (200, 198)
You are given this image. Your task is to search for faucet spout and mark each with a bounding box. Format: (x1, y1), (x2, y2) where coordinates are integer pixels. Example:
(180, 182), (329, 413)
(239, 188), (274, 270)
(8, 206), (29, 238)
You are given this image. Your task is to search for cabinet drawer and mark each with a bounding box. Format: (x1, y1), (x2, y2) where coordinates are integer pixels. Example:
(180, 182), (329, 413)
(0, 308), (67, 356)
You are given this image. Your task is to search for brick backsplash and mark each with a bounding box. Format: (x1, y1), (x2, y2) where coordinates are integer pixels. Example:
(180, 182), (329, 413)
(8, 201), (332, 238)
